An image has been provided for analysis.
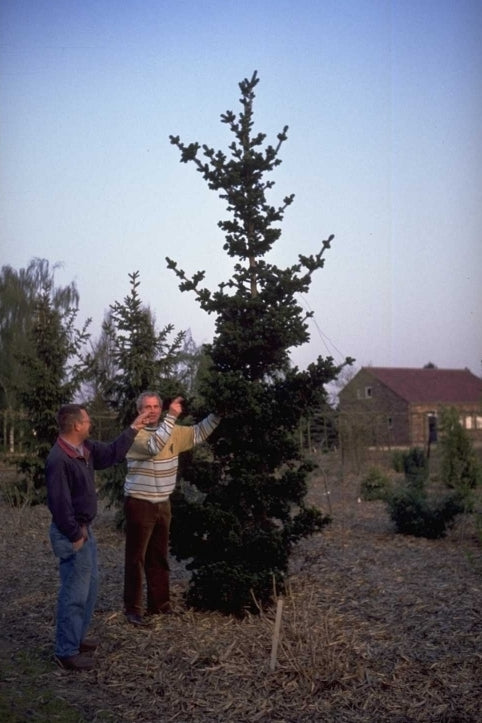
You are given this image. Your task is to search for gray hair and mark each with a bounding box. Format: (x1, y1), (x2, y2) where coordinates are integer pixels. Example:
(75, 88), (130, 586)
(136, 391), (162, 411)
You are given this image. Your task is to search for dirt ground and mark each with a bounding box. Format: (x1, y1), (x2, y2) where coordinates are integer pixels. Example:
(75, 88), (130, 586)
(0, 453), (481, 722)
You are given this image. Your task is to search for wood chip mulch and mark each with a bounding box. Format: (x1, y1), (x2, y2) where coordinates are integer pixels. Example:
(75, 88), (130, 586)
(0, 467), (481, 722)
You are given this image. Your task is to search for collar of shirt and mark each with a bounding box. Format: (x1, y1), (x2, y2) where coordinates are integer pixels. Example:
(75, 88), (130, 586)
(57, 437), (89, 461)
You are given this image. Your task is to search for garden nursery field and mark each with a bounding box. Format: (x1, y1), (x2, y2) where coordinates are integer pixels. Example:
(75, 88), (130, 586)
(0, 450), (481, 723)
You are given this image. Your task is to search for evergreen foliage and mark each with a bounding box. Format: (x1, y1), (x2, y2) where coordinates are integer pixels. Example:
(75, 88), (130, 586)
(16, 281), (90, 503)
(360, 467), (390, 501)
(90, 271), (187, 510)
(438, 406), (482, 494)
(100, 271), (186, 427)
(387, 487), (464, 539)
(168, 71), (352, 614)
(0, 259), (80, 453)
(387, 443), (467, 539)
(400, 447), (429, 490)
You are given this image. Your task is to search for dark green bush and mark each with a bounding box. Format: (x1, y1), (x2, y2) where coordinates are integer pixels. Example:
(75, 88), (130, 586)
(186, 561), (274, 616)
(439, 407), (482, 492)
(2, 462), (46, 507)
(387, 487), (464, 539)
(360, 467), (390, 501)
(391, 450), (405, 474)
(402, 447), (429, 490)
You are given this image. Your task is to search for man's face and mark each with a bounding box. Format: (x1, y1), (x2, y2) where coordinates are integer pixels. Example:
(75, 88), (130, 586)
(76, 410), (92, 441)
(140, 396), (162, 426)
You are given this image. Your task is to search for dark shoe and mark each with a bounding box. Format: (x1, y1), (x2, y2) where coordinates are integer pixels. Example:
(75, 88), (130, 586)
(55, 653), (94, 671)
(80, 637), (99, 653)
(125, 613), (152, 627)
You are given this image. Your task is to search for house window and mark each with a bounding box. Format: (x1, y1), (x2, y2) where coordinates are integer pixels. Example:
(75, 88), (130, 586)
(465, 416), (474, 430)
(387, 416), (393, 429)
(365, 386), (372, 399)
(476, 416), (482, 430)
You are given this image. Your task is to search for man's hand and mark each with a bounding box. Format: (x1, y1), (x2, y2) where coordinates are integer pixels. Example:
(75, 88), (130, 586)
(73, 525), (88, 551)
(168, 396), (183, 418)
(130, 411), (152, 431)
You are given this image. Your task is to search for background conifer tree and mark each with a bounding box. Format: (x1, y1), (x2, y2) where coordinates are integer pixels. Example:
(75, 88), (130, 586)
(0, 258), (80, 453)
(17, 281), (90, 503)
(168, 71), (352, 614)
(100, 271), (185, 427)
(90, 271), (187, 512)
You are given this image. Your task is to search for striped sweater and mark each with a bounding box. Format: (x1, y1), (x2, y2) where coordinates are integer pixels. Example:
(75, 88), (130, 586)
(125, 413), (220, 502)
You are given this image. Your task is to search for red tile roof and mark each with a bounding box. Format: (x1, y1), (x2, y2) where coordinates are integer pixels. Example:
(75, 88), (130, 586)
(364, 367), (482, 404)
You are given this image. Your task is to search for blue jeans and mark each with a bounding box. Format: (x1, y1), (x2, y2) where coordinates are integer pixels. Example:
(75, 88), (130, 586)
(49, 522), (98, 658)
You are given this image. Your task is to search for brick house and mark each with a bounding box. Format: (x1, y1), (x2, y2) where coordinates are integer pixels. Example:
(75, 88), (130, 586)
(338, 367), (482, 447)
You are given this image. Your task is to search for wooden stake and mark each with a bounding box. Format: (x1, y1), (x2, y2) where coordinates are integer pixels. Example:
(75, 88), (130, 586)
(270, 597), (284, 671)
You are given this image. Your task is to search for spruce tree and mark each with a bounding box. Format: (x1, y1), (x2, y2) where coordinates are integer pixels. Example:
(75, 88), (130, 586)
(92, 271), (187, 511)
(168, 71), (352, 614)
(100, 271), (186, 428)
(0, 258), (81, 453)
(17, 284), (90, 502)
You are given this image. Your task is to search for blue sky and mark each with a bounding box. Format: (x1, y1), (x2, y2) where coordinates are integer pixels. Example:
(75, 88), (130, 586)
(1, 0), (481, 379)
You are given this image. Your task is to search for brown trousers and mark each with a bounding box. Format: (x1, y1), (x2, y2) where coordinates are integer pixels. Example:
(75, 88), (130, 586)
(123, 496), (171, 615)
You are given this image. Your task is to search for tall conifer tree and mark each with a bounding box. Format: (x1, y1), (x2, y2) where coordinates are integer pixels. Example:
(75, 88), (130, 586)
(168, 72), (352, 614)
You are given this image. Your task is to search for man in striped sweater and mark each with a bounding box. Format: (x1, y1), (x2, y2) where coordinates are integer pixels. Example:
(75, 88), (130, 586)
(123, 391), (220, 626)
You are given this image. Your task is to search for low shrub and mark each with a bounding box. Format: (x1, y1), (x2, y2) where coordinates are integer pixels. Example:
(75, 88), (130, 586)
(387, 487), (464, 539)
(402, 447), (429, 490)
(391, 450), (405, 474)
(360, 467), (391, 501)
(1, 475), (44, 507)
(439, 406), (482, 491)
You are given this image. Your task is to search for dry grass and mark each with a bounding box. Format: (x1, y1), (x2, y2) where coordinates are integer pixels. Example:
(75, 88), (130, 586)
(0, 453), (481, 722)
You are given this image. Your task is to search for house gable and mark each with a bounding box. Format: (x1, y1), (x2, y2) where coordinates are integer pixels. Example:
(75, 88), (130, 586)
(339, 367), (482, 447)
(364, 367), (482, 405)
